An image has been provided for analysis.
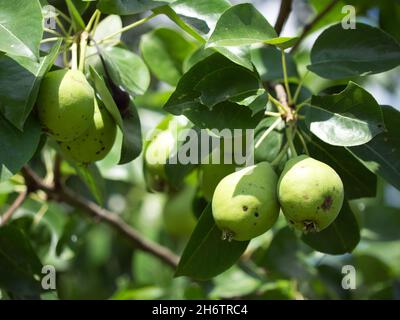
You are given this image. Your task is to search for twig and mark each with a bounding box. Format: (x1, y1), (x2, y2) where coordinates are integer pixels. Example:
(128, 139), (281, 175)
(274, 0), (293, 35)
(291, 0), (340, 53)
(0, 190), (27, 226)
(274, 84), (294, 122)
(54, 154), (62, 191)
(21, 166), (179, 269)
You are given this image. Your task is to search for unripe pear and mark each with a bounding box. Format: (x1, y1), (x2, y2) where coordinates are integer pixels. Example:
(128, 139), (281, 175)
(163, 186), (197, 238)
(144, 116), (188, 191)
(58, 99), (116, 164)
(37, 69), (95, 141)
(278, 155), (344, 232)
(212, 162), (280, 241)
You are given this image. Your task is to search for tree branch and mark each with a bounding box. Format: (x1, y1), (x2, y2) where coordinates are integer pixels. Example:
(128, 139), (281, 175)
(0, 190), (27, 226)
(291, 0), (340, 53)
(274, 0), (293, 35)
(21, 166), (179, 269)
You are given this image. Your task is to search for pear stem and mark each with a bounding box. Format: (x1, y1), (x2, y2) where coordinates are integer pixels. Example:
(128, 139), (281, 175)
(71, 42), (78, 71)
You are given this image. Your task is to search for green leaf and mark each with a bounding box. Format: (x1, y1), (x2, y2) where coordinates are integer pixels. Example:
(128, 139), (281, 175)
(119, 102), (142, 164)
(302, 201), (360, 255)
(175, 204), (249, 280)
(169, 0), (231, 37)
(258, 227), (313, 279)
(0, 225), (43, 297)
(301, 129), (377, 200)
(185, 45), (253, 72)
(361, 206), (400, 241)
(251, 46), (298, 82)
(207, 3), (277, 47)
(66, 0), (87, 31)
(140, 28), (197, 86)
(89, 66), (124, 130)
(73, 163), (106, 205)
(90, 67), (142, 164)
(0, 40), (61, 130)
(308, 23), (400, 79)
(306, 82), (385, 146)
(0, 0), (43, 60)
(168, 100), (262, 131)
(97, 0), (175, 15)
(194, 66), (261, 109)
(0, 115), (41, 182)
(348, 105), (400, 190)
(254, 117), (284, 163)
(103, 47), (150, 96)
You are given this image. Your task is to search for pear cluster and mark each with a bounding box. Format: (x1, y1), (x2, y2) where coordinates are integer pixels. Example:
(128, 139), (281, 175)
(37, 69), (116, 164)
(211, 155), (344, 241)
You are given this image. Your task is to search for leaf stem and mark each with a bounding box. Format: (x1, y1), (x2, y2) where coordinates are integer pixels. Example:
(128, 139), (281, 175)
(44, 28), (63, 37)
(40, 37), (61, 44)
(55, 16), (69, 37)
(255, 117), (283, 149)
(293, 70), (309, 104)
(296, 130), (310, 156)
(79, 31), (89, 72)
(286, 125), (298, 157)
(281, 49), (293, 105)
(99, 13), (159, 43)
(268, 93), (287, 114)
(265, 111), (282, 117)
(55, 8), (72, 24)
(85, 9), (101, 32)
(271, 143), (290, 166)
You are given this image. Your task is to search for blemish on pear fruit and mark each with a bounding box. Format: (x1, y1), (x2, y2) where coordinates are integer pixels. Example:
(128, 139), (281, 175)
(37, 69), (95, 141)
(212, 162), (280, 241)
(278, 155), (344, 233)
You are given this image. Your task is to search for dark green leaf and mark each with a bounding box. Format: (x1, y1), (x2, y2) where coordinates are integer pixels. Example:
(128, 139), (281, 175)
(65, 0), (86, 31)
(73, 163), (106, 205)
(194, 66), (260, 109)
(306, 82), (385, 146)
(302, 201), (360, 254)
(251, 46), (298, 82)
(140, 28), (197, 86)
(119, 102), (142, 164)
(258, 227), (313, 279)
(89, 66), (124, 130)
(104, 47), (150, 96)
(301, 129), (377, 199)
(98, 0), (175, 15)
(308, 23), (400, 79)
(0, 0), (43, 60)
(0, 115), (41, 182)
(0, 40), (61, 129)
(348, 105), (400, 190)
(0, 225), (43, 297)
(170, 0), (231, 37)
(361, 206), (400, 241)
(207, 3), (277, 47)
(254, 117), (284, 163)
(175, 204), (249, 280)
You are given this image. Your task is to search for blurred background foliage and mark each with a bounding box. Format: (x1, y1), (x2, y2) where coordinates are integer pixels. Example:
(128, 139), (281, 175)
(0, 0), (399, 300)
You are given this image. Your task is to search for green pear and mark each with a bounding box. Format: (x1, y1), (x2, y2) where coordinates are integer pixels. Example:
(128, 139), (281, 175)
(163, 186), (197, 238)
(212, 162), (280, 241)
(278, 155), (344, 232)
(144, 116), (188, 191)
(37, 69), (95, 141)
(58, 99), (116, 164)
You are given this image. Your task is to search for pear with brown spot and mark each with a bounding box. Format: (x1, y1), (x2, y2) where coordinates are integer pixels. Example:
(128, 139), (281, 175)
(58, 99), (116, 164)
(212, 162), (280, 241)
(278, 155), (344, 232)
